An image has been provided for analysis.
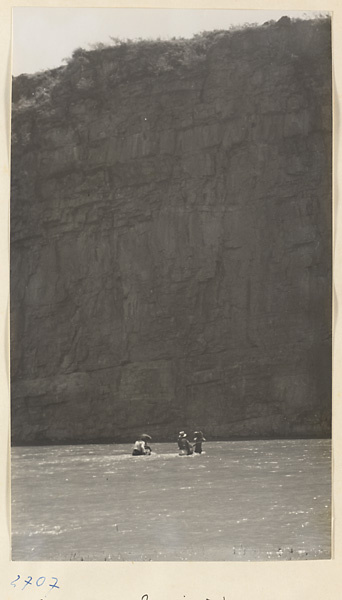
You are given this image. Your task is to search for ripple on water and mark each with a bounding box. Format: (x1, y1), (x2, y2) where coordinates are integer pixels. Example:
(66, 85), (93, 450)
(11, 439), (331, 561)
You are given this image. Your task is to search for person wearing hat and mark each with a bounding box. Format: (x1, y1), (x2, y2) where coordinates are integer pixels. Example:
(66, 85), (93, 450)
(177, 431), (185, 450)
(193, 431), (206, 454)
(177, 431), (193, 456)
(132, 434), (152, 456)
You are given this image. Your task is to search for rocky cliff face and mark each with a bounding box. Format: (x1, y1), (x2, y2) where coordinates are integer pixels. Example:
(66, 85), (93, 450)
(10, 17), (332, 444)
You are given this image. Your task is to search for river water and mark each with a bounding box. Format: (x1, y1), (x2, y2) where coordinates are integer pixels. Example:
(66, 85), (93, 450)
(11, 439), (331, 561)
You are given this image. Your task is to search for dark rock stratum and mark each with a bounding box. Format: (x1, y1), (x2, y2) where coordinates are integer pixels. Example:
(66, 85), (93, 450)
(10, 18), (332, 444)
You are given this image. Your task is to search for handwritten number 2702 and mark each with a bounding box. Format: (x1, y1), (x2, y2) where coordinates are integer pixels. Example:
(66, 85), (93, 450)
(10, 575), (59, 592)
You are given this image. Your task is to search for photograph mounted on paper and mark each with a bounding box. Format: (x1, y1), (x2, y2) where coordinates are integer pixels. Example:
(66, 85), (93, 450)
(10, 7), (332, 561)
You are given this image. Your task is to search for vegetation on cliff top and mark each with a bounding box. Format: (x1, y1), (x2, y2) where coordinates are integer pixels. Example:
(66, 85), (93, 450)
(12, 16), (330, 113)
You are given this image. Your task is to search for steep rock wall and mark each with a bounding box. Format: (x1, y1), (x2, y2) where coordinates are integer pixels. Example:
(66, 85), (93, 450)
(10, 18), (332, 443)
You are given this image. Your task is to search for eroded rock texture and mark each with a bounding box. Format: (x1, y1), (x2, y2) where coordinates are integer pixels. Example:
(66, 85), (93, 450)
(10, 18), (332, 443)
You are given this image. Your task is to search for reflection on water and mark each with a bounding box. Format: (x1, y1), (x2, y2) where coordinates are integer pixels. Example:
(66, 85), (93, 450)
(11, 439), (331, 561)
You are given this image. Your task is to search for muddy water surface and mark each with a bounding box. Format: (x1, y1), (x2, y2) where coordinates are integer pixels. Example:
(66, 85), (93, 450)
(11, 439), (331, 561)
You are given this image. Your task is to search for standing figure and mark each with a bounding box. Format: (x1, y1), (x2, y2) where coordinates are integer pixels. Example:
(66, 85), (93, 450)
(132, 434), (152, 456)
(177, 431), (193, 455)
(193, 431), (206, 454)
(177, 431), (185, 450)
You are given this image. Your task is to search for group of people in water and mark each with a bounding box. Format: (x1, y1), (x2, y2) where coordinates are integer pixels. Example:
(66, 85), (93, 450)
(131, 431), (206, 456)
(177, 430), (206, 455)
(132, 434), (153, 456)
